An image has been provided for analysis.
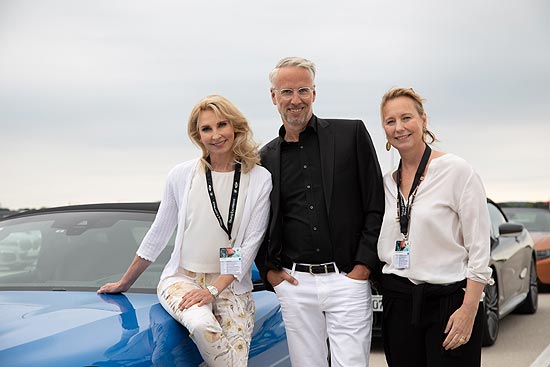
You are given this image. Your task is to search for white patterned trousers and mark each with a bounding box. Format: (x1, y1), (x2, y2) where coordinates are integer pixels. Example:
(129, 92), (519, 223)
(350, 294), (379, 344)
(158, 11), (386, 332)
(158, 270), (255, 367)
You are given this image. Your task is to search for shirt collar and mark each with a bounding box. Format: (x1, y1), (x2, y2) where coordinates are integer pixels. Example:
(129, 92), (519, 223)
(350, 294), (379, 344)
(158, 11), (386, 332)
(278, 115), (318, 142)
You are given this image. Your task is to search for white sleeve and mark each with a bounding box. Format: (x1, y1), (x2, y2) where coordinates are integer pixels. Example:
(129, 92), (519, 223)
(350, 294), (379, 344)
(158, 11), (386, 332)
(136, 168), (179, 262)
(458, 170), (493, 283)
(234, 170), (272, 282)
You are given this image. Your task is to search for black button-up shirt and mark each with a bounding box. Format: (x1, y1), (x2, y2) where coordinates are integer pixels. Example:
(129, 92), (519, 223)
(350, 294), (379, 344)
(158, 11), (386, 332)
(279, 117), (333, 264)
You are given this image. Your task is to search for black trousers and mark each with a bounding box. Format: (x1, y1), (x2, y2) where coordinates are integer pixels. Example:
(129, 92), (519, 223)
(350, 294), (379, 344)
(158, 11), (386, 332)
(381, 275), (484, 367)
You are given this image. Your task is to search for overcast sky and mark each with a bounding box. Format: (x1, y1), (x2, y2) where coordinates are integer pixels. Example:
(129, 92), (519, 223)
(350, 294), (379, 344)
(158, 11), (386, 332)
(1, 0), (549, 210)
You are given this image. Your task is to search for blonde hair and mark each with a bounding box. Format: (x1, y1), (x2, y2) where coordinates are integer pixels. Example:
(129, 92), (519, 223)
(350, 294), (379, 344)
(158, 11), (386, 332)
(380, 87), (437, 144)
(188, 95), (260, 173)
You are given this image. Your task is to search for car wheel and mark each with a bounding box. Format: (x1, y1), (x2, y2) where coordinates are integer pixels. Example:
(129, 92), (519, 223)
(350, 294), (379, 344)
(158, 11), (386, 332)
(482, 276), (499, 347)
(515, 257), (538, 314)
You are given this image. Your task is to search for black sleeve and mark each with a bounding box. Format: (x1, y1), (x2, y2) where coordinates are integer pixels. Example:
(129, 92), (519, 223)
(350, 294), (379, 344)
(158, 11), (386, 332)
(354, 120), (385, 275)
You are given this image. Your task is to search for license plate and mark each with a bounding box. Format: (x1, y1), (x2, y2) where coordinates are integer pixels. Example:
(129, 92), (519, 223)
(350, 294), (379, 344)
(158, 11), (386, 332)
(372, 294), (383, 312)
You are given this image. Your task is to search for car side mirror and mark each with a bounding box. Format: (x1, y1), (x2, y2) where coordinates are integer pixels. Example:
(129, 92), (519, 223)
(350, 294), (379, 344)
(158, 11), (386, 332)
(499, 222), (524, 237)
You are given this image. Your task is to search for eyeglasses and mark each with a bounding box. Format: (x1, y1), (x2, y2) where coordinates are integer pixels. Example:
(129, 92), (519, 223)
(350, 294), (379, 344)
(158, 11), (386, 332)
(274, 87), (314, 99)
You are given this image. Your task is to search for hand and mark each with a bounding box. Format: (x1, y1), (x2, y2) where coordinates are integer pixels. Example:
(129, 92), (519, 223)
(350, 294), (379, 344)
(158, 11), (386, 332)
(346, 264), (371, 281)
(267, 269), (298, 287)
(178, 288), (214, 310)
(442, 303), (478, 350)
(97, 281), (129, 294)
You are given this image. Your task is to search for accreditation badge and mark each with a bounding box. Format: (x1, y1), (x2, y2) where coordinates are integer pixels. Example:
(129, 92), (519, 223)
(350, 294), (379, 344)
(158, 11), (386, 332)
(219, 247), (242, 275)
(393, 239), (410, 269)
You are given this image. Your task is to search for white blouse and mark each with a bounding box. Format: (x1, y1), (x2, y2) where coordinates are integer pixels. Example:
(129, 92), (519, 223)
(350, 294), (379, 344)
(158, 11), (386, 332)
(377, 153), (492, 285)
(136, 159), (272, 294)
(181, 168), (250, 273)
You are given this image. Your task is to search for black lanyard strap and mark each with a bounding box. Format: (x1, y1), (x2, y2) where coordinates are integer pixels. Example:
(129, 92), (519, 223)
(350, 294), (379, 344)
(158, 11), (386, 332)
(205, 163), (241, 241)
(396, 144), (431, 238)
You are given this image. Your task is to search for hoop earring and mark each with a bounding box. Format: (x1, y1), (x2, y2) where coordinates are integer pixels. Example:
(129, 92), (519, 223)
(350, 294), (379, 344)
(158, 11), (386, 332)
(385, 141), (392, 151)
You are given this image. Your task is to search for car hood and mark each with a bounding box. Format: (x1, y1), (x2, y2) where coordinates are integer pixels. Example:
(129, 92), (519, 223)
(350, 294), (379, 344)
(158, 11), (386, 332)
(0, 290), (198, 367)
(531, 232), (550, 250)
(0, 289), (287, 367)
(0, 291), (151, 348)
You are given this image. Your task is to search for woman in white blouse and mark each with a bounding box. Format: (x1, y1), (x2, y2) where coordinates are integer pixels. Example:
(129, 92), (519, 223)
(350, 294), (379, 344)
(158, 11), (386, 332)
(98, 95), (272, 367)
(377, 87), (492, 367)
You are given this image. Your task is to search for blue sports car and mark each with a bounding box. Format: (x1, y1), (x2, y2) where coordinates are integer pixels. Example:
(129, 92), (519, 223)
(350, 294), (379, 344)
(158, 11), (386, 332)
(0, 203), (290, 366)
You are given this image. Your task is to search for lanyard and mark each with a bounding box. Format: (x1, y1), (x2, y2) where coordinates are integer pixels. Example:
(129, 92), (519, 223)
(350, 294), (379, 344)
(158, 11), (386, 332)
(205, 162), (241, 241)
(396, 144), (431, 239)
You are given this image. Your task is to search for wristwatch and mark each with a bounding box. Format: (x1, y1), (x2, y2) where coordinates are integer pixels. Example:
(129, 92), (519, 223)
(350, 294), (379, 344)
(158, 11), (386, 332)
(206, 285), (219, 298)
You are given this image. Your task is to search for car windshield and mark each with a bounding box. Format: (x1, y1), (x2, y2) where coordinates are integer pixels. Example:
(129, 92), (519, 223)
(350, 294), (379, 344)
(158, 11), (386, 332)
(0, 210), (173, 292)
(503, 208), (550, 233)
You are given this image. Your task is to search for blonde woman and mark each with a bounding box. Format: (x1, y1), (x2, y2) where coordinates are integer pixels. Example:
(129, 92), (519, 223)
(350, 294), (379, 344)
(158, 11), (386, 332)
(98, 95), (272, 367)
(377, 87), (491, 367)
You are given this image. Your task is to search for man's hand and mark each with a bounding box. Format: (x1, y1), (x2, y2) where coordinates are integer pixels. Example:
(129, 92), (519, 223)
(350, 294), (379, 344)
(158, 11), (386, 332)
(346, 264), (371, 280)
(267, 269), (298, 287)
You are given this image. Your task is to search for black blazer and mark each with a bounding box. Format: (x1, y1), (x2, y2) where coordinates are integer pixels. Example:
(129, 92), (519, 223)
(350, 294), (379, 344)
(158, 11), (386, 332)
(256, 116), (384, 287)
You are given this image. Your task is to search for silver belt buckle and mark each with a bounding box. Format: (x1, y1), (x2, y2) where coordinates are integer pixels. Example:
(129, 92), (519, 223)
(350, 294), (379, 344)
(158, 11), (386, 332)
(309, 264), (328, 274)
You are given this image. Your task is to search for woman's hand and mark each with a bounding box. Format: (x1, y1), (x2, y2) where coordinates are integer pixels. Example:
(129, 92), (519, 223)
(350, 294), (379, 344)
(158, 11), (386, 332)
(97, 281), (129, 294)
(97, 255), (151, 294)
(443, 278), (485, 350)
(178, 288), (214, 310)
(442, 302), (478, 350)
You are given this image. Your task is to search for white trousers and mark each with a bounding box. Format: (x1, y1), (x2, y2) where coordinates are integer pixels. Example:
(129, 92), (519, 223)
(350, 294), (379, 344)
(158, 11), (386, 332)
(274, 267), (373, 367)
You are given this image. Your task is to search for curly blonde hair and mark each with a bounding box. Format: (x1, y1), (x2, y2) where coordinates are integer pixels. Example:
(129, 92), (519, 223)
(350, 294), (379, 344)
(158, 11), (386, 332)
(188, 95), (260, 173)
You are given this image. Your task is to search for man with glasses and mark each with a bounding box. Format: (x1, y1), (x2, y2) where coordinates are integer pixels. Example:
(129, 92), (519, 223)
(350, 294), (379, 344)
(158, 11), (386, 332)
(256, 56), (384, 366)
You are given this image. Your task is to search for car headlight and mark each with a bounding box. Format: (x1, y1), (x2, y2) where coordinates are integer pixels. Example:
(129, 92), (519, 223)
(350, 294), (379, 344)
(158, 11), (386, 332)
(536, 249), (550, 260)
